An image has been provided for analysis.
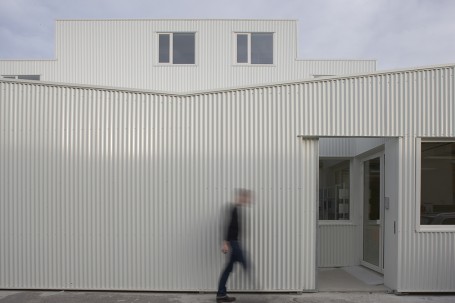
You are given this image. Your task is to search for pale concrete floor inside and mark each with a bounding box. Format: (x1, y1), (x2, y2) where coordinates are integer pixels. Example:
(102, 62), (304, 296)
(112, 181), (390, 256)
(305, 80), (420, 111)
(317, 266), (389, 292)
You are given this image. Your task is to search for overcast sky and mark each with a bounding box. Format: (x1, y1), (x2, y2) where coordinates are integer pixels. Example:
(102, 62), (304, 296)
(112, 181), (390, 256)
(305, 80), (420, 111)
(0, 0), (454, 70)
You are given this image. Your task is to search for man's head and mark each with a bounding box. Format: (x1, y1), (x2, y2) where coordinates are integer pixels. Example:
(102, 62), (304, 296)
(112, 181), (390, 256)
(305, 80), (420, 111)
(235, 188), (252, 205)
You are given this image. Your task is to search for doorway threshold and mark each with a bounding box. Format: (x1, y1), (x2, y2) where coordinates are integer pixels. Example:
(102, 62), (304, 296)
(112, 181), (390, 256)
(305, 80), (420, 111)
(318, 266), (389, 292)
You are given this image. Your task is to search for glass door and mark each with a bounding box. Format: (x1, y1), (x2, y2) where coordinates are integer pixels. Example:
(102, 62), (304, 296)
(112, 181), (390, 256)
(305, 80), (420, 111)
(362, 154), (384, 272)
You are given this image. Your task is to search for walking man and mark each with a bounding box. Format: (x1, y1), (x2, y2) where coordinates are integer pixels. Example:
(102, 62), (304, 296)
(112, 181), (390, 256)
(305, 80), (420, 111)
(216, 189), (252, 302)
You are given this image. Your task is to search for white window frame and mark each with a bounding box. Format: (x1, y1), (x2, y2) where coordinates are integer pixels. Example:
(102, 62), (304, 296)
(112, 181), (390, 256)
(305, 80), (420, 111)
(416, 137), (455, 232)
(233, 32), (275, 66)
(157, 32), (197, 65)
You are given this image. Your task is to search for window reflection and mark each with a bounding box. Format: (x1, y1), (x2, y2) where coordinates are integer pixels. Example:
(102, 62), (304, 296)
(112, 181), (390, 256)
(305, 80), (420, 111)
(251, 33), (273, 64)
(421, 142), (455, 225)
(173, 33), (195, 64)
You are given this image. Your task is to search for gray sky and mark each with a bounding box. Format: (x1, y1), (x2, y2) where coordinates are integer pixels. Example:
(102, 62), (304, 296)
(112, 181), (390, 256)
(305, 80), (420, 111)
(0, 0), (454, 70)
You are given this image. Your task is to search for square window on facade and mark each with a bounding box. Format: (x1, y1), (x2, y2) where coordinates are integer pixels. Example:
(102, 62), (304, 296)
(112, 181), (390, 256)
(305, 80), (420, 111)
(319, 159), (351, 220)
(420, 142), (455, 225)
(158, 33), (195, 64)
(235, 33), (273, 65)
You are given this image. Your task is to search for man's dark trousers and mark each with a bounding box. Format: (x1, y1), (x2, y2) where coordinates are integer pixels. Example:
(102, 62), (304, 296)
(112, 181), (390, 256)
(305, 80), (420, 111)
(217, 241), (247, 297)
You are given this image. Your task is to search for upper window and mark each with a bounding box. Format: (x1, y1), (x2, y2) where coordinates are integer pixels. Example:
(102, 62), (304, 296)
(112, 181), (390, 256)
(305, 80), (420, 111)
(158, 33), (195, 64)
(319, 159), (351, 220)
(420, 141), (455, 225)
(2, 75), (40, 80)
(235, 33), (273, 65)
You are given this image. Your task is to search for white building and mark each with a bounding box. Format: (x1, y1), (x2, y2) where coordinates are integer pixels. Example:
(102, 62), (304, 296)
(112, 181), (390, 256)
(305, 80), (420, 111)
(0, 19), (375, 91)
(0, 19), (454, 293)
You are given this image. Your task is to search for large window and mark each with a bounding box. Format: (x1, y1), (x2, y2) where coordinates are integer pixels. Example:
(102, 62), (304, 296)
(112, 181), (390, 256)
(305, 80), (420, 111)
(319, 159), (351, 220)
(236, 33), (273, 64)
(158, 33), (195, 64)
(420, 141), (455, 225)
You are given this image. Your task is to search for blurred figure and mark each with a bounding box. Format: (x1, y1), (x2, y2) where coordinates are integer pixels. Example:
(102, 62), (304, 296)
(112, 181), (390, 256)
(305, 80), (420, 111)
(216, 189), (252, 303)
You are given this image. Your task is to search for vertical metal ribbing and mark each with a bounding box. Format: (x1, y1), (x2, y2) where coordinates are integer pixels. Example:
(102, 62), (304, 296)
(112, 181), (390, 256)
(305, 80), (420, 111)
(0, 65), (454, 292)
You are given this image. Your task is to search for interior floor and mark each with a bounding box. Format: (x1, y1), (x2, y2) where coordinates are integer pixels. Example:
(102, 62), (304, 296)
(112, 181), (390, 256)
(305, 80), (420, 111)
(317, 266), (389, 292)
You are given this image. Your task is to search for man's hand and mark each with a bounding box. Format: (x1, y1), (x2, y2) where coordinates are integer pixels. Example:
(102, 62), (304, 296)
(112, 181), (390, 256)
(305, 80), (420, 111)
(221, 241), (229, 254)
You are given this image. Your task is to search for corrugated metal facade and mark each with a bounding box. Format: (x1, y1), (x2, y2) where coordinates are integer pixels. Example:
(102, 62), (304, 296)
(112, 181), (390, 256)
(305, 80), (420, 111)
(296, 68), (454, 137)
(0, 19), (375, 92)
(0, 80), (318, 291)
(1, 64), (454, 292)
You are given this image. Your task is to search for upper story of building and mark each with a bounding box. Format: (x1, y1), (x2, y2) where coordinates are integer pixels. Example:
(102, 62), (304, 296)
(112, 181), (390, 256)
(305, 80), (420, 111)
(0, 19), (376, 92)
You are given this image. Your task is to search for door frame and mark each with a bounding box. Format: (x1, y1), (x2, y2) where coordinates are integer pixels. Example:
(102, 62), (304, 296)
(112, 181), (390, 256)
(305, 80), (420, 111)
(359, 150), (385, 273)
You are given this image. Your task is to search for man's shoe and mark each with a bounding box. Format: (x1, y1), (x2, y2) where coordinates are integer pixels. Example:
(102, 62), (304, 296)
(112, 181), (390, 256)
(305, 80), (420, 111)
(216, 295), (236, 302)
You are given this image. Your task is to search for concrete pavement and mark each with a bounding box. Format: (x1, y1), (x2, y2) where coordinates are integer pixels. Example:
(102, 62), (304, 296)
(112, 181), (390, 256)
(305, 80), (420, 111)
(1, 291), (455, 303)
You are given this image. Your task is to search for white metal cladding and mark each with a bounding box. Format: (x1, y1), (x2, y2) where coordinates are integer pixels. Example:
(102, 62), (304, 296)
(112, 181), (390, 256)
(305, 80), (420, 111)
(0, 80), (318, 291)
(296, 67), (454, 138)
(317, 224), (358, 267)
(0, 19), (375, 92)
(1, 64), (454, 292)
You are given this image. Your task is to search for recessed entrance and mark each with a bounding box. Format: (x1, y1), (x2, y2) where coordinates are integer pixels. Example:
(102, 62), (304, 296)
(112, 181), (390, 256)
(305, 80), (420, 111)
(317, 137), (395, 292)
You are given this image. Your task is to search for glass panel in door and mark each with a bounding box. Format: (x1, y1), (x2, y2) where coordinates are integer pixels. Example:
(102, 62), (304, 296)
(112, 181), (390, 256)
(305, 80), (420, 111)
(363, 157), (381, 268)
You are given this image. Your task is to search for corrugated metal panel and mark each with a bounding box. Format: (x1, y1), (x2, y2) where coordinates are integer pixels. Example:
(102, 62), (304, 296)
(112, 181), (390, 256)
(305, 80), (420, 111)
(0, 19), (375, 92)
(1, 64), (454, 292)
(0, 81), (318, 291)
(317, 224), (359, 267)
(0, 60), (57, 82)
(295, 67), (455, 137)
(303, 138), (318, 291)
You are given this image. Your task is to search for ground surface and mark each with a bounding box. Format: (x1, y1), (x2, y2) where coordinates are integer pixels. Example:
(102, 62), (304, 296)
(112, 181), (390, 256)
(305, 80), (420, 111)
(1, 291), (455, 303)
(318, 267), (388, 292)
